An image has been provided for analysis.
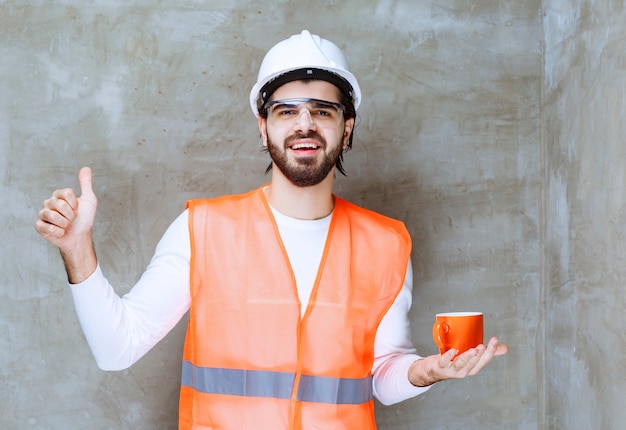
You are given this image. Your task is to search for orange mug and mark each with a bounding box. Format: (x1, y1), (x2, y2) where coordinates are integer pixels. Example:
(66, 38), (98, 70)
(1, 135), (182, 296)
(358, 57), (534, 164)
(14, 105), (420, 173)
(432, 312), (484, 356)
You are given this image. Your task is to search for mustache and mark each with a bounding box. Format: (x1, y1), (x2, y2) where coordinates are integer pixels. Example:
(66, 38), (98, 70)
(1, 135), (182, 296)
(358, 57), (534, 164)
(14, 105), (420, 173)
(285, 132), (326, 147)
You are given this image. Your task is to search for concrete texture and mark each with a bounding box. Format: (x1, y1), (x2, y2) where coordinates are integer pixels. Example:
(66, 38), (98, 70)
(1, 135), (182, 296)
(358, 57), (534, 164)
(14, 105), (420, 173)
(544, 1), (626, 429)
(0, 0), (621, 428)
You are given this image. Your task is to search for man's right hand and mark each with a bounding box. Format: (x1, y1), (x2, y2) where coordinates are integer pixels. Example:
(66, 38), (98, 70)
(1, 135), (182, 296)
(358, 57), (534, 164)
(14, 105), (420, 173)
(35, 167), (99, 283)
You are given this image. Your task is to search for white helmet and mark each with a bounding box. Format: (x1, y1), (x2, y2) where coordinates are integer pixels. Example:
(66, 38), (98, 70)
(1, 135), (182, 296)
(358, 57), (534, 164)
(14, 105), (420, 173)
(249, 30), (361, 117)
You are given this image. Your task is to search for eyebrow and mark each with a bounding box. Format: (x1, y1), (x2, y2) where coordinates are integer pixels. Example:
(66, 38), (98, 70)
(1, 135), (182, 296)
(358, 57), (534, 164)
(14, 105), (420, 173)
(268, 98), (342, 107)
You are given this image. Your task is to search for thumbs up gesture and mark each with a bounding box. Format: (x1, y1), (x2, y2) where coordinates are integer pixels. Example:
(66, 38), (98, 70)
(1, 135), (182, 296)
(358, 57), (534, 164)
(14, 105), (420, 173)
(36, 167), (99, 282)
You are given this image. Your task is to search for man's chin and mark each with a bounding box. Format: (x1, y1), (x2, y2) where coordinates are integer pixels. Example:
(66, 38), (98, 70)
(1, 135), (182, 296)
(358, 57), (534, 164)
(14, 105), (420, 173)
(283, 166), (332, 187)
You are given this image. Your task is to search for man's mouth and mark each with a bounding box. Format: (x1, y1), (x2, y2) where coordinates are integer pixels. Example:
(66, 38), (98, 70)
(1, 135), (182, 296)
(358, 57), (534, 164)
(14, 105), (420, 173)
(286, 132), (326, 155)
(290, 142), (320, 151)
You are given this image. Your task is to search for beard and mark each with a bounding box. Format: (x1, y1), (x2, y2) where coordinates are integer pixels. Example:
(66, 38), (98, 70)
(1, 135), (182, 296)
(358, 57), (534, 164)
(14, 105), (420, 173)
(267, 131), (344, 187)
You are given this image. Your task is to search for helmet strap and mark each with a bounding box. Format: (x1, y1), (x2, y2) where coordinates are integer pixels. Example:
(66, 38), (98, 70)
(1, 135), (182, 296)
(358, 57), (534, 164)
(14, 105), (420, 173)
(258, 68), (354, 110)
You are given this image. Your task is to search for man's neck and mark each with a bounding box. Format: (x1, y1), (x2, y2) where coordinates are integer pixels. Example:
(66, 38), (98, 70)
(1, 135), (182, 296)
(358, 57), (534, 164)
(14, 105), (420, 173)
(264, 171), (335, 220)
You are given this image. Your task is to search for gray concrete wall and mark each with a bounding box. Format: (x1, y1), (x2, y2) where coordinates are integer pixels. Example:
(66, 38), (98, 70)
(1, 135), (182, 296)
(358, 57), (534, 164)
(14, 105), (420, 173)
(6, 0), (615, 428)
(544, 1), (626, 428)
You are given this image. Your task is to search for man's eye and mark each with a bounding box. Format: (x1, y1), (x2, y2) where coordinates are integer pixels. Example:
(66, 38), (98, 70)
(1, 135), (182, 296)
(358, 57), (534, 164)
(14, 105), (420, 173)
(276, 108), (297, 116)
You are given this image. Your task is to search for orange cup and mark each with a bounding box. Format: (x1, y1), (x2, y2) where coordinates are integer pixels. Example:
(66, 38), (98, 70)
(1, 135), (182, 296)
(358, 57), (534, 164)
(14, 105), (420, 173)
(432, 312), (484, 356)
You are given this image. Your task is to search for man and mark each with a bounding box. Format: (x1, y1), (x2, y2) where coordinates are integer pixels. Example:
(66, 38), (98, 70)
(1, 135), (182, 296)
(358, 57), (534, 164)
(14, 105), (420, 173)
(36, 30), (507, 429)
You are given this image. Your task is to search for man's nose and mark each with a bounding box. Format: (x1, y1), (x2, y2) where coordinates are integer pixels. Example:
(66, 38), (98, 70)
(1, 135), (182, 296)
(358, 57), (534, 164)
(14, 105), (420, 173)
(293, 107), (317, 131)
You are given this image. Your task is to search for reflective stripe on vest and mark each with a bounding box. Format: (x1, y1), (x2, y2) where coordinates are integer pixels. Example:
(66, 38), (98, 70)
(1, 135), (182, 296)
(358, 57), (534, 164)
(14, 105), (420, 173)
(182, 360), (373, 405)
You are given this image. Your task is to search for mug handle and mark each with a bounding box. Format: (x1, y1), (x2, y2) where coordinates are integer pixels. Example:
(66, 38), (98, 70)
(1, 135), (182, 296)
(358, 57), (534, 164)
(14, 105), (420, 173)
(432, 321), (450, 351)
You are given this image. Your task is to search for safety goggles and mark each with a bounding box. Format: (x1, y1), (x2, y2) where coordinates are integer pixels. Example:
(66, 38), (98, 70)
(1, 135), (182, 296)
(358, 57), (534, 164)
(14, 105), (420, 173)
(263, 98), (345, 126)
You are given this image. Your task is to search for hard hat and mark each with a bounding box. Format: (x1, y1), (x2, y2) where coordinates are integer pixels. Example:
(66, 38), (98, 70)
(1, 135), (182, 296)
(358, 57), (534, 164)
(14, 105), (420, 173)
(249, 30), (361, 116)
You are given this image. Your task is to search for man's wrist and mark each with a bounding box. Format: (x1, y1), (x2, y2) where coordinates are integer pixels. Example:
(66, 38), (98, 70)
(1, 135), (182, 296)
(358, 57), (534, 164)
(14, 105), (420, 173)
(60, 235), (98, 284)
(408, 357), (438, 387)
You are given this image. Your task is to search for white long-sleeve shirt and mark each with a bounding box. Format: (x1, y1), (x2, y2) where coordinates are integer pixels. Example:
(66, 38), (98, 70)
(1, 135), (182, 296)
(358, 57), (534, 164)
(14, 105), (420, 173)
(69, 207), (430, 406)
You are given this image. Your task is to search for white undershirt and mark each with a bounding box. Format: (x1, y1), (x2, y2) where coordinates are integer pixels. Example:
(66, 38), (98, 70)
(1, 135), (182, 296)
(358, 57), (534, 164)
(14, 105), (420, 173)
(69, 208), (430, 406)
(269, 206), (329, 316)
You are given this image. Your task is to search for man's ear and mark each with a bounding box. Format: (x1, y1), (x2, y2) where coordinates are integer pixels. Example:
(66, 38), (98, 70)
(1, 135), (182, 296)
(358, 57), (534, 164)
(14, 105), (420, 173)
(343, 118), (355, 149)
(258, 116), (268, 147)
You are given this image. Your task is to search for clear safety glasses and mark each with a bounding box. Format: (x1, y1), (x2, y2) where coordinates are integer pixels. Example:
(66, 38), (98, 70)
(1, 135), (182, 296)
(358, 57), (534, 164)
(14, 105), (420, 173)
(263, 98), (345, 127)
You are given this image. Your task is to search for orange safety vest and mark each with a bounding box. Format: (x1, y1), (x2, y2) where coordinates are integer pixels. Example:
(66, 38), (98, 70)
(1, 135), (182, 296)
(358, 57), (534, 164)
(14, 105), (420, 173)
(179, 187), (411, 430)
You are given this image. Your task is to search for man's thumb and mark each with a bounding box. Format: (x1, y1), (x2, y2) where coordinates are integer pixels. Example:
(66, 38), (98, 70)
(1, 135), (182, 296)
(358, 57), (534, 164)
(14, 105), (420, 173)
(78, 166), (94, 196)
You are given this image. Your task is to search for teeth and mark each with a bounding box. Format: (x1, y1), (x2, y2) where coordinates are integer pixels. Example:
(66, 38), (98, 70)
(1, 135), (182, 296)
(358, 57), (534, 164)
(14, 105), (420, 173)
(292, 143), (318, 150)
